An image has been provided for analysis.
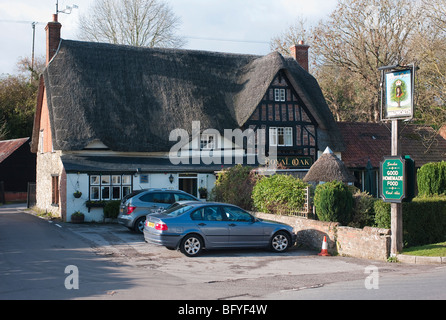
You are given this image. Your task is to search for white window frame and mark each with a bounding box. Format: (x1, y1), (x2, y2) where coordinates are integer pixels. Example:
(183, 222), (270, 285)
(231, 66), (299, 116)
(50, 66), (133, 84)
(269, 127), (293, 147)
(89, 174), (132, 200)
(274, 88), (286, 102)
(200, 134), (217, 150)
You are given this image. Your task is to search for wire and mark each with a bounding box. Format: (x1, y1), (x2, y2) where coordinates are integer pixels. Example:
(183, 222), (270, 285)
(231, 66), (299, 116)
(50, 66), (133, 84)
(0, 20), (44, 25)
(183, 35), (269, 45)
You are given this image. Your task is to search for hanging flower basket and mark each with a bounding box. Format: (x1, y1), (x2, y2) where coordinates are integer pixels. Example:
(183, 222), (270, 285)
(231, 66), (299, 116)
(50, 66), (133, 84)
(73, 191), (82, 198)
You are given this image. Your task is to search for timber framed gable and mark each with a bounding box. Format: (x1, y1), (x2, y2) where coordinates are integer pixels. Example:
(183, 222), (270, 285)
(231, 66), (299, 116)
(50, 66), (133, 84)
(244, 70), (318, 166)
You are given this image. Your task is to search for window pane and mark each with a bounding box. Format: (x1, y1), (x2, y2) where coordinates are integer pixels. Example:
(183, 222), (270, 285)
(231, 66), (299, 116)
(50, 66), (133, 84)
(101, 175), (110, 185)
(139, 193), (154, 202)
(112, 186), (121, 200)
(90, 175), (100, 185)
(191, 208), (204, 221)
(122, 186), (132, 198)
(274, 89), (280, 101)
(90, 186), (100, 200)
(269, 127), (277, 146)
(101, 186), (110, 200)
(112, 175), (121, 185)
(278, 128), (285, 146)
(174, 193), (197, 201)
(285, 127), (293, 146)
(223, 206), (253, 222)
(203, 206), (223, 221)
(122, 175), (132, 185)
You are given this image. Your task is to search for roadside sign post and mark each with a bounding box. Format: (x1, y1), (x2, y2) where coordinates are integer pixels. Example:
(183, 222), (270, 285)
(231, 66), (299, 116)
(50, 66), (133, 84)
(379, 64), (416, 256)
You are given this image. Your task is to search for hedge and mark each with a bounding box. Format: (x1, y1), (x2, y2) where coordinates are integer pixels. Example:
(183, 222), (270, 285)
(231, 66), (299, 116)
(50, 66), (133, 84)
(417, 161), (446, 196)
(252, 174), (308, 215)
(374, 196), (446, 247)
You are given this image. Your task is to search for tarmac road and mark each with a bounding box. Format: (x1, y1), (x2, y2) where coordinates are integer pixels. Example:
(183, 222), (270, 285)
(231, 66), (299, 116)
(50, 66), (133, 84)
(0, 203), (443, 300)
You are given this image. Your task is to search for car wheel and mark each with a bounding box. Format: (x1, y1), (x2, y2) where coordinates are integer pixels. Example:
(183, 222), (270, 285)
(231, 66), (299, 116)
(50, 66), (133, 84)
(180, 234), (203, 257)
(270, 231), (290, 252)
(134, 217), (146, 234)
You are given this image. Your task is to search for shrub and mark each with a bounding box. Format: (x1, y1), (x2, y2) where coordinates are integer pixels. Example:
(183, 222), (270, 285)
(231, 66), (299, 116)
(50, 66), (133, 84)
(373, 196), (446, 247)
(374, 200), (391, 228)
(252, 174), (308, 215)
(313, 180), (353, 225)
(349, 191), (377, 228)
(103, 200), (121, 219)
(417, 161), (446, 196)
(210, 165), (258, 210)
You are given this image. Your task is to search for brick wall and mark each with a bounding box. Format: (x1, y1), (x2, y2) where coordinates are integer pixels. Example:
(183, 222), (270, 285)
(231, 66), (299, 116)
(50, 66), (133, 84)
(254, 212), (391, 261)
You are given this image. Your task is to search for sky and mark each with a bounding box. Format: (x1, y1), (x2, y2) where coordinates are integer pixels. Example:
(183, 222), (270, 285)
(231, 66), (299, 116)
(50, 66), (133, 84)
(0, 0), (338, 76)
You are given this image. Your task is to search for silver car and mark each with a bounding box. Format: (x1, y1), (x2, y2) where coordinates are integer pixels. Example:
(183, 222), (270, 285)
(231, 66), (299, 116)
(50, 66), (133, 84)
(143, 202), (296, 256)
(117, 189), (200, 233)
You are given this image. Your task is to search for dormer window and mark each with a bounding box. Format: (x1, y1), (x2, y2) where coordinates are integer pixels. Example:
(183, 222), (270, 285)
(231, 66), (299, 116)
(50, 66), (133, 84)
(200, 134), (216, 150)
(274, 88), (286, 102)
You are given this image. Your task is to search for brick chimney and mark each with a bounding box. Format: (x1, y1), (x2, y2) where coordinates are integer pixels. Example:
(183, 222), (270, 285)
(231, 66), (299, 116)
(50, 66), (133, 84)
(439, 125), (446, 140)
(45, 14), (62, 64)
(290, 41), (310, 72)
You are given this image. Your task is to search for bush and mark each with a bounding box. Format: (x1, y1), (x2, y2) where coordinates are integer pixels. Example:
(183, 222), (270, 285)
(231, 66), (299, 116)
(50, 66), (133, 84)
(103, 200), (121, 219)
(211, 165), (258, 210)
(314, 180), (353, 225)
(374, 200), (391, 229)
(374, 196), (446, 247)
(252, 174), (308, 215)
(349, 191), (377, 228)
(417, 161), (446, 196)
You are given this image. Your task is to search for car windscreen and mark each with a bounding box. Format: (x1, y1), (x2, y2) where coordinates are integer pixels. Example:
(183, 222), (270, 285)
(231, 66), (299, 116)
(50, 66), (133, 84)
(163, 205), (193, 218)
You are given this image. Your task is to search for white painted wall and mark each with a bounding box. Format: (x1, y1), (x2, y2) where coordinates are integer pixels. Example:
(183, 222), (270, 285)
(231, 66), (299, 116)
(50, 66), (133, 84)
(65, 172), (217, 222)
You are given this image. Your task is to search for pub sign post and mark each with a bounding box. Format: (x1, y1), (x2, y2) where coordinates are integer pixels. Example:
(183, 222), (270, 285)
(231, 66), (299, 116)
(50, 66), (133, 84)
(379, 63), (416, 256)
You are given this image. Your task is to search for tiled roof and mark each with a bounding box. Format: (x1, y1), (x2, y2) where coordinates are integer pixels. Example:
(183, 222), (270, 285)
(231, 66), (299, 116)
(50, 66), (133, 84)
(338, 122), (446, 168)
(0, 138), (30, 163)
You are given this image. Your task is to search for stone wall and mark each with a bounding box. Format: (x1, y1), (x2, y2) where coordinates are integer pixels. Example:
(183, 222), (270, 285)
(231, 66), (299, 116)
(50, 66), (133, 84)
(254, 212), (391, 261)
(35, 150), (64, 217)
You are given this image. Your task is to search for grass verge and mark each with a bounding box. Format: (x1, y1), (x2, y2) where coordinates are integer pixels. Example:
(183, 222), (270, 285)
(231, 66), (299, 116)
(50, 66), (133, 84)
(402, 242), (446, 257)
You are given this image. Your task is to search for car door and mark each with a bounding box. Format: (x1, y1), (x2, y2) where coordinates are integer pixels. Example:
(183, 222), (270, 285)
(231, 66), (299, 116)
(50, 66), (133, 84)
(222, 206), (265, 247)
(191, 206), (229, 248)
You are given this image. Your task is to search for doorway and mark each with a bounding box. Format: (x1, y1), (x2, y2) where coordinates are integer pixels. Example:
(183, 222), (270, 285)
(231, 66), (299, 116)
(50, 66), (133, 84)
(178, 173), (198, 197)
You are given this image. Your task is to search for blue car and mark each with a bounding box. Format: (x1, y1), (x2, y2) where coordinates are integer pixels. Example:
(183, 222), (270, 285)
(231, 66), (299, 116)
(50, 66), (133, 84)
(143, 202), (296, 256)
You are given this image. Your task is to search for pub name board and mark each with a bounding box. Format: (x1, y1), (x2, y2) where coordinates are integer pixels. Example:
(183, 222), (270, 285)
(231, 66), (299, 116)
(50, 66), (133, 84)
(265, 156), (313, 169)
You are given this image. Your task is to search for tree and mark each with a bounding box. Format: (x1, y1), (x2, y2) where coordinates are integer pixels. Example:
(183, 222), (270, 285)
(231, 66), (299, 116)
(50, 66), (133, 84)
(77, 0), (186, 48)
(0, 74), (37, 139)
(271, 0), (422, 123)
(312, 0), (421, 122)
(0, 56), (43, 140)
(270, 16), (312, 60)
(410, 0), (446, 128)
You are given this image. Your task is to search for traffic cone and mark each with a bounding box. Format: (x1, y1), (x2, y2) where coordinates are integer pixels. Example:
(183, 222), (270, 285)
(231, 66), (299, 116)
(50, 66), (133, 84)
(318, 236), (330, 256)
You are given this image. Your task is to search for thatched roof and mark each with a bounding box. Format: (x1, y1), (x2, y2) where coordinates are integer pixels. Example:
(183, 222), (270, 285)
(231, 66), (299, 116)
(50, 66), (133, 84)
(303, 147), (355, 183)
(32, 39), (343, 153)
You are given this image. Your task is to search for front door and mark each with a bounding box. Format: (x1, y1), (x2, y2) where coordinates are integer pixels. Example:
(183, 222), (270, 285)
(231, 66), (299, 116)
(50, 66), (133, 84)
(179, 173), (198, 197)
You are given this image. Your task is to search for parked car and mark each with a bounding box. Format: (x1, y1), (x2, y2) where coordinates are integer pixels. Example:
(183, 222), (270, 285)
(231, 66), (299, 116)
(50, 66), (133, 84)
(143, 202), (296, 256)
(117, 189), (200, 233)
